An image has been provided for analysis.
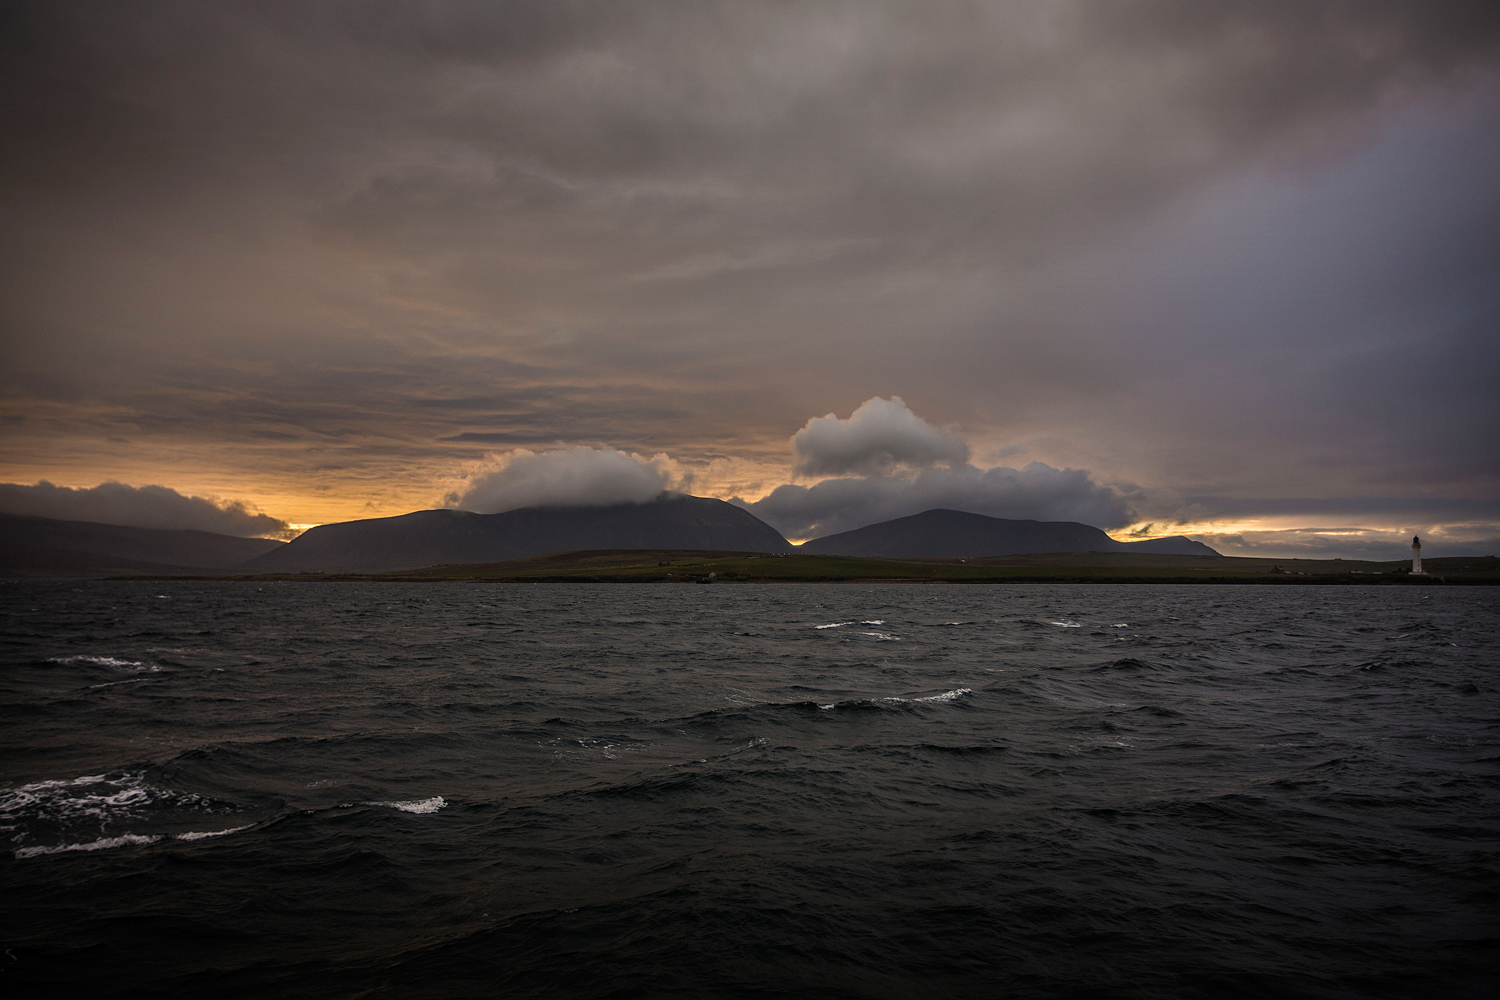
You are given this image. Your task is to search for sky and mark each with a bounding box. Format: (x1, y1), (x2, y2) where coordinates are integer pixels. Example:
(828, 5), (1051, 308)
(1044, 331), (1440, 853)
(2, 1), (1498, 557)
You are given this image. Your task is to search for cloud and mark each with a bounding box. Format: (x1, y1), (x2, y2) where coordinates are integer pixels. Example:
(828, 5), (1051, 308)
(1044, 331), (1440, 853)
(446, 446), (672, 513)
(0, 481), (290, 537)
(737, 462), (1131, 540)
(1197, 526), (1500, 561)
(1166, 496), (1500, 522)
(792, 397), (968, 477)
(0, 2), (1496, 531)
(740, 396), (1128, 538)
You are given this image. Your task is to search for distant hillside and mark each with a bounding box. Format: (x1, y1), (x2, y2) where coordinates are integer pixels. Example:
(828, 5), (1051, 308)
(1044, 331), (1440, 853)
(799, 509), (1219, 558)
(245, 493), (793, 573)
(1115, 535), (1220, 556)
(0, 514), (285, 576)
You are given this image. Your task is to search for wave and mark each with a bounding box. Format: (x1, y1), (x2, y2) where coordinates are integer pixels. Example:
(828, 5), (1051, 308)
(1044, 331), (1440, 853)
(911, 742), (1008, 756)
(673, 687), (977, 723)
(173, 823), (254, 841)
(1091, 657), (1166, 672)
(363, 796), (447, 814)
(2, 770), (241, 858)
(46, 655), (158, 672)
(904, 687), (972, 704)
(1, 772), (156, 822)
(15, 832), (161, 858)
(14, 824), (254, 859)
(812, 622), (899, 640)
(820, 687), (972, 710)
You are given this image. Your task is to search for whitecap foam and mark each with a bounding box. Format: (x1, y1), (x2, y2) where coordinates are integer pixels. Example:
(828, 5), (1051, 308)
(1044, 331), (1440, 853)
(365, 796), (446, 814)
(861, 620), (885, 625)
(861, 631), (899, 641)
(907, 687), (972, 703)
(813, 622), (854, 629)
(1, 773), (153, 824)
(3, 772), (229, 857)
(821, 688), (972, 710)
(48, 655), (157, 671)
(575, 738), (620, 759)
(174, 824), (253, 842)
(1048, 620), (1082, 629)
(16, 833), (161, 859)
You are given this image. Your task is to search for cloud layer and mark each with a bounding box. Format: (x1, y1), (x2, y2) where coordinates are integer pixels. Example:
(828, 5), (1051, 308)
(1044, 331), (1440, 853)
(0, 3), (1495, 540)
(448, 447), (670, 514)
(0, 481), (289, 537)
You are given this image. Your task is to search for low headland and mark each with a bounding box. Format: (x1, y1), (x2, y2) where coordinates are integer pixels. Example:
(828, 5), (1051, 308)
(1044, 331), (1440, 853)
(132, 549), (1499, 584)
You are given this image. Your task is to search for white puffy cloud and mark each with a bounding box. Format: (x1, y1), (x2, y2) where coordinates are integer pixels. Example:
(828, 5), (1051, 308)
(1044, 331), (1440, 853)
(791, 397), (968, 477)
(736, 462), (1132, 539)
(0, 481), (289, 537)
(447, 447), (673, 513)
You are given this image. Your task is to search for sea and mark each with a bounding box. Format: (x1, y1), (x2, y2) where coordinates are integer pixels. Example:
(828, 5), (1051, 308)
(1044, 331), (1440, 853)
(1, 580), (1496, 999)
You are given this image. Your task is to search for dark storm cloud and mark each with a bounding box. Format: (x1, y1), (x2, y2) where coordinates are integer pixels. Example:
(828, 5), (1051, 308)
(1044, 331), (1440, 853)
(1, 1), (1498, 536)
(0, 481), (289, 537)
(9, 2), (1496, 205)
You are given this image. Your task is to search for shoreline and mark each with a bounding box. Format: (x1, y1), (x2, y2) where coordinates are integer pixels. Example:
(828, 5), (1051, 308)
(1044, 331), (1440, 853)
(9, 551), (1496, 585)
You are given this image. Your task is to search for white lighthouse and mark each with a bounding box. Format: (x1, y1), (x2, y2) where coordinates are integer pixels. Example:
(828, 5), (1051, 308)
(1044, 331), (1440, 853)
(1411, 535), (1423, 575)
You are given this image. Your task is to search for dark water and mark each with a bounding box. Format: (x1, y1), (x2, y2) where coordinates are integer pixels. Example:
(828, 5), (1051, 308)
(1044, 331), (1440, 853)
(1, 581), (1496, 999)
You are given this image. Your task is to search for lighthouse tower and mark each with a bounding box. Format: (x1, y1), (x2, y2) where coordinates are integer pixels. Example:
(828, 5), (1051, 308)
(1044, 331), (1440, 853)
(1411, 535), (1423, 575)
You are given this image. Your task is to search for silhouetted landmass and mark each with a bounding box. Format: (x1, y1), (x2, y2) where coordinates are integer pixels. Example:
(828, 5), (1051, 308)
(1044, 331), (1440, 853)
(0, 513), (285, 576)
(1115, 535), (1221, 555)
(244, 493), (793, 574)
(139, 551), (1498, 584)
(799, 508), (1219, 558)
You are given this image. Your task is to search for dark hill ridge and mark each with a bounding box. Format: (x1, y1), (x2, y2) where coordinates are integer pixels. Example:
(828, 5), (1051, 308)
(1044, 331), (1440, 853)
(246, 493), (793, 574)
(799, 509), (1218, 558)
(0, 513), (286, 576)
(1116, 535), (1220, 556)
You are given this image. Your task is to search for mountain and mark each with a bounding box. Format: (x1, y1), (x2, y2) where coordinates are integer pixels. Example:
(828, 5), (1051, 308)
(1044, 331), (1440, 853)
(798, 509), (1219, 558)
(244, 493), (793, 573)
(0, 514), (286, 576)
(1115, 535), (1220, 556)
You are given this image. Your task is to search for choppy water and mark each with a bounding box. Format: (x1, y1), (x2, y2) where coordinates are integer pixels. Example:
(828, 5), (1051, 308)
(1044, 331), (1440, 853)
(1, 580), (1496, 999)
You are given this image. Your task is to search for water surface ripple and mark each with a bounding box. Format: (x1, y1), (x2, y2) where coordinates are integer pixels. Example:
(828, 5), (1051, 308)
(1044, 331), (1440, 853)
(1, 581), (1496, 998)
